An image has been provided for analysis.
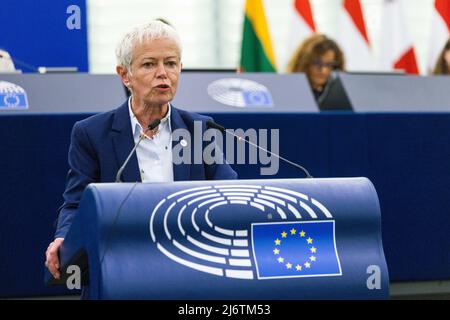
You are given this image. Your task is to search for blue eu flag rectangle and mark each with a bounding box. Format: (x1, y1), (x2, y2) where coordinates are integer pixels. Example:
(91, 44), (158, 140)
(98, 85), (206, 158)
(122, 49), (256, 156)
(0, 93), (28, 109)
(251, 221), (342, 279)
(242, 90), (273, 107)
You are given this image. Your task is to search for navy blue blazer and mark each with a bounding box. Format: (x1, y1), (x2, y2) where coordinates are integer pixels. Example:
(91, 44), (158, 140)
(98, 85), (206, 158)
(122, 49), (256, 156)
(55, 101), (237, 238)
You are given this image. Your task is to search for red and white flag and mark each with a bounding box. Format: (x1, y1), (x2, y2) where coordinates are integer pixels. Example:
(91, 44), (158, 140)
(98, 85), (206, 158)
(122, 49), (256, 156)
(337, 0), (376, 71)
(379, 0), (419, 74)
(285, 0), (316, 69)
(428, 0), (450, 74)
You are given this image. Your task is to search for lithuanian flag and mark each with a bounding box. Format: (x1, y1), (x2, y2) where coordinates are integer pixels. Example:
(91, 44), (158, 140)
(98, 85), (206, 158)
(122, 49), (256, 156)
(240, 0), (277, 72)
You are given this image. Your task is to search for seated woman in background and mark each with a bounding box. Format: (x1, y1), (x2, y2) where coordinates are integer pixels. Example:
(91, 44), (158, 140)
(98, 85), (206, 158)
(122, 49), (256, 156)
(287, 34), (345, 101)
(433, 39), (450, 75)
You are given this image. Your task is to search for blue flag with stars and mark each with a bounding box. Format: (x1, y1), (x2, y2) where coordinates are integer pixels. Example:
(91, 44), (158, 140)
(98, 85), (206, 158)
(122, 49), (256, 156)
(251, 221), (342, 279)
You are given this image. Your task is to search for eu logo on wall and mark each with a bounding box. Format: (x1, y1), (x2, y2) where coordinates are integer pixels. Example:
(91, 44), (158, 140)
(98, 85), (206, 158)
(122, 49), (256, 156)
(207, 78), (274, 108)
(0, 81), (29, 110)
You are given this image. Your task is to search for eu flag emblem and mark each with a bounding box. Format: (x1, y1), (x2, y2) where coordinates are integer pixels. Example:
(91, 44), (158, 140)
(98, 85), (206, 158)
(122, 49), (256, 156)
(242, 90), (273, 107)
(251, 221), (342, 279)
(0, 81), (29, 110)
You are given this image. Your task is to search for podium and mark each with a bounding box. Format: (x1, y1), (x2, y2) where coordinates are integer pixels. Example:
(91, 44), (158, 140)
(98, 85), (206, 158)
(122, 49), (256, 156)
(46, 178), (389, 299)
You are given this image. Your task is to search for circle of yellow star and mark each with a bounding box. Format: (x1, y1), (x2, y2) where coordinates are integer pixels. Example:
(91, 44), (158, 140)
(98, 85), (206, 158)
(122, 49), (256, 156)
(273, 227), (319, 273)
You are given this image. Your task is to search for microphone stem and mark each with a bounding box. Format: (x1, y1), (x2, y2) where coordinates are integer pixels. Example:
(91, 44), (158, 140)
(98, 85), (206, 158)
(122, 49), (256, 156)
(115, 135), (144, 182)
(115, 118), (161, 183)
(115, 127), (152, 182)
(224, 130), (313, 179)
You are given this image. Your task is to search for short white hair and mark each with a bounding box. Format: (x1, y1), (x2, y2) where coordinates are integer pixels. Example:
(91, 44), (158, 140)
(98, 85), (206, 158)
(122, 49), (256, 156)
(115, 20), (182, 70)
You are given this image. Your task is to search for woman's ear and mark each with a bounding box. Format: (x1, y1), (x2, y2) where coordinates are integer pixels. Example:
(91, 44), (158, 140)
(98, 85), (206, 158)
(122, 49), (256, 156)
(116, 65), (131, 87)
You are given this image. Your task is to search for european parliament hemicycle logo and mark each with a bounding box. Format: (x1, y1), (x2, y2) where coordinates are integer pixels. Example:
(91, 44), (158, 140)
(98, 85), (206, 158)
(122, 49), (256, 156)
(207, 78), (273, 108)
(149, 184), (342, 280)
(0, 81), (29, 110)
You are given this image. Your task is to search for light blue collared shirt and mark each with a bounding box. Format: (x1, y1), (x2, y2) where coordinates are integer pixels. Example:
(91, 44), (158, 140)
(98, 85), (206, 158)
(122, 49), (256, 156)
(128, 97), (174, 183)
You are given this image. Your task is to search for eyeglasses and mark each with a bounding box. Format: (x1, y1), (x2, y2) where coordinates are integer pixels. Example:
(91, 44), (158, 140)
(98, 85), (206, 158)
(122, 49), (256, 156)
(311, 59), (339, 70)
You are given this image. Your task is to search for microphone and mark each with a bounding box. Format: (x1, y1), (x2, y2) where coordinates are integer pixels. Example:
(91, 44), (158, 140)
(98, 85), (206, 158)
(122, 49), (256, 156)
(207, 120), (313, 178)
(115, 118), (161, 182)
(0, 51), (40, 73)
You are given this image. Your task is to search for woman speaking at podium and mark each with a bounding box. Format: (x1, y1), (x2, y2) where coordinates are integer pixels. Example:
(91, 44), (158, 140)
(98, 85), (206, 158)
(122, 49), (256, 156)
(45, 20), (237, 280)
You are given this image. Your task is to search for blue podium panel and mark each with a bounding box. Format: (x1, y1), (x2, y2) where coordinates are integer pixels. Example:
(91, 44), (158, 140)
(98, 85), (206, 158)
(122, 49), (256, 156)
(58, 178), (388, 299)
